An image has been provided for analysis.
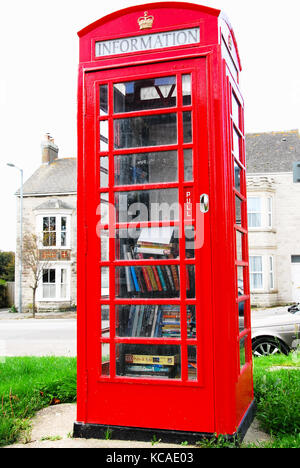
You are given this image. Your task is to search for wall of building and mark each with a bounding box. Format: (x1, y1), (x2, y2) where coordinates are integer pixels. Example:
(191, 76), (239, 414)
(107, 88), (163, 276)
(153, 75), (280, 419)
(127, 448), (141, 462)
(248, 172), (300, 307)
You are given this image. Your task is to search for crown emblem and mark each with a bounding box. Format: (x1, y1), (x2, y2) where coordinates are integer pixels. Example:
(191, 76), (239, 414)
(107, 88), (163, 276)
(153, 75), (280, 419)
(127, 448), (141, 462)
(138, 11), (154, 30)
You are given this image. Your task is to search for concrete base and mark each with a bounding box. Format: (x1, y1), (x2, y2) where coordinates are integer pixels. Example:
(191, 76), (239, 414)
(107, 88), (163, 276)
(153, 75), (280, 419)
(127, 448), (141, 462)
(74, 399), (256, 446)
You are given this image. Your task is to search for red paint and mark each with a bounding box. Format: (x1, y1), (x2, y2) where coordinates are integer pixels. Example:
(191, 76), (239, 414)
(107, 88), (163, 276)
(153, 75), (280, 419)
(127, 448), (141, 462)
(77, 2), (253, 437)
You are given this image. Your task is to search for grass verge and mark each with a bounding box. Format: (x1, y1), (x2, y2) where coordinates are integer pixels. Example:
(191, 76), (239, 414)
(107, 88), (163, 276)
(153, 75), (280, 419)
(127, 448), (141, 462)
(0, 356), (76, 446)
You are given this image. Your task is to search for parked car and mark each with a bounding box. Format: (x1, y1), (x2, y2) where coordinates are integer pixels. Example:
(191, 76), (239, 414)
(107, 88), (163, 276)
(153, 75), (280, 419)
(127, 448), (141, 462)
(250, 306), (300, 357)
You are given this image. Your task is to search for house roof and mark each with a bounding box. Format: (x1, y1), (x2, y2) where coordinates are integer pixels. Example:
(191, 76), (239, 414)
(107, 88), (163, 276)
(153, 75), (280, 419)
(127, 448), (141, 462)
(246, 130), (300, 173)
(20, 158), (77, 196)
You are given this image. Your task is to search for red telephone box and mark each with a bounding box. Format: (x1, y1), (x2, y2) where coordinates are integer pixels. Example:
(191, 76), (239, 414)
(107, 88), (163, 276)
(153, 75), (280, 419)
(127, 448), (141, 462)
(75, 2), (255, 443)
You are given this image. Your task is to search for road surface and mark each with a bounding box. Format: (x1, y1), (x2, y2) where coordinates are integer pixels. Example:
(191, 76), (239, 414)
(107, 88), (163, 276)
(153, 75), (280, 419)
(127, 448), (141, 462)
(0, 319), (76, 357)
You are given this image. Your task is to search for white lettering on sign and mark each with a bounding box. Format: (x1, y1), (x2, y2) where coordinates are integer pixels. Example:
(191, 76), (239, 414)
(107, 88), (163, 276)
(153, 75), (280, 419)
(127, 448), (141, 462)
(95, 27), (200, 57)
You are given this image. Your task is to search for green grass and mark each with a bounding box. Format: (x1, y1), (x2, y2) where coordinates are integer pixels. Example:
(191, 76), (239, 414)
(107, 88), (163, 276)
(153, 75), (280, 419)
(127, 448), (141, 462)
(0, 357), (76, 446)
(252, 354), (300, 445)
(0, 354), (299, 448)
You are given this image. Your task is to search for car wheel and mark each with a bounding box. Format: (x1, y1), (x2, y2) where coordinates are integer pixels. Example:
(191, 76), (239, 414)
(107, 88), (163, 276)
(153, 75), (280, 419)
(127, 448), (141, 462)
(252, 337), (289, 357)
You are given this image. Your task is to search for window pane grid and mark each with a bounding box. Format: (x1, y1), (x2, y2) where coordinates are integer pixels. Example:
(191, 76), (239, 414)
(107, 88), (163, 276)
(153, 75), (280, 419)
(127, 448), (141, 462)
(97, 71), (197, 381)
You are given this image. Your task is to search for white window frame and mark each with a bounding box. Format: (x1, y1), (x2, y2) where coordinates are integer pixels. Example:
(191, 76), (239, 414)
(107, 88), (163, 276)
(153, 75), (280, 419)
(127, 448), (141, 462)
(269, 256), (275, 290)
(37, 263), (71, 302)
(249, 255), (264, 291)
(248, 195), (273, 230)
(36, 211), (72, 249)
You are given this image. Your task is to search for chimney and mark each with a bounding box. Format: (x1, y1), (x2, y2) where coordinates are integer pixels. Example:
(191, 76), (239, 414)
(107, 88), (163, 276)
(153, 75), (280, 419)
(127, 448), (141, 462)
(41, 133), (59, 164)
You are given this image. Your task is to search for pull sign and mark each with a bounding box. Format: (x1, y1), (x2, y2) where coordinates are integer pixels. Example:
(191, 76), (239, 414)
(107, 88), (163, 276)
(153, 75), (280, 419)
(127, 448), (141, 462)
(184, 188), (193, 220)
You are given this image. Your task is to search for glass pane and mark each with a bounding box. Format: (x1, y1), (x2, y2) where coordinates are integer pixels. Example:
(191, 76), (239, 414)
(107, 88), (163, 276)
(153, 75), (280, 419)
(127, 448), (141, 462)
(114, 76), (176, 113)
(250, 273), (263, 290)
(236, 230), (243, 261)
(187, 305), (196, 339)
(184, 149), (193, 181)
(183, 111), (192, 143)
(185, 226), (195, 259)
(250, 256), (262, 272)
(43, 217), (49, 230)
(100, 157), (109, 188)
(234, 161), (241, 192)
(115, 151), (178, 186)
(100, 231), (109, 262)
(100, 193), (109, 224)
(237, 267), (244, 295)
(114, 113), (177, 149)
(116, 226), (179, 261)
(233, 129), (241, 161)
(239, 337), (246, 370)
(232, 93), (240, 127)
(238, 301), (246, 331)
(248, 197), (261, 212)
(101, 267), (109, 297)
(116, 264), (180, 298)
(248, 213), (262, 228)
(60, 284), (67, 298)
(61, 217), (67, 231)
(101, 343), (110, 376)
(101, 305), (110, 337)
(50, 284), (56, 298)
(49, 232), (56, 246)
(115, 188), (179, 223)
(182, 75), (191, 106)
(116, 343), (181, 380)
(100, 85), (108, 116)
(186, 265), (195, 298)
(50, 217), (56, 231)
(100, 120), (109, 152)
(49, 269), (56, 283)
(188, 346), (197, 381)
(61, 232), (66, 247)
(116, 304), (181, 338)
(43, 270), (48, 283)
(235, 195), (243, 226)
(61, 269), (66, 283)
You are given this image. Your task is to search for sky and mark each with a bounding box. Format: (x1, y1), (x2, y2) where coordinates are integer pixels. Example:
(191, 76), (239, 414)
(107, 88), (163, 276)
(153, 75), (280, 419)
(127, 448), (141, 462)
(0, 0), (299, 251)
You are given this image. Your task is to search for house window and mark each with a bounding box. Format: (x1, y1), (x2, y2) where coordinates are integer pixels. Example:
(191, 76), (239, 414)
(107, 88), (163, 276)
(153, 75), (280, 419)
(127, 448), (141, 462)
(43, 217), (56, 246)
(40, 215), (70, 248)
(248, 198), (262, 227)
(42, 269), (56, 298)
(41, 266), (70, 301)
(249, 256), (263, 290)
(248, 196), (273, 229)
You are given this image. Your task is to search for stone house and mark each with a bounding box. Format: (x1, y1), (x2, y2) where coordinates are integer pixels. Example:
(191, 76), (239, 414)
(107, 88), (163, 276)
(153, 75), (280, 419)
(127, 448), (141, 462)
(15, 135), (77, 311)
(15, 130), (300, 310)
(246, 130), (300, 307)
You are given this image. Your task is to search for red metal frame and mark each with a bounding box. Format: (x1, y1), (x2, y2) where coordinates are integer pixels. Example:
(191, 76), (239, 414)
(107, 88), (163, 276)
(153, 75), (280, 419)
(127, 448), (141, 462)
(77, 2), (253, 438)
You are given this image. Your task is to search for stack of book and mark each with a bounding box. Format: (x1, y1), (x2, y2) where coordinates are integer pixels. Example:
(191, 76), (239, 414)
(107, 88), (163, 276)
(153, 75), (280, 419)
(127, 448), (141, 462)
(135, 226), (174, 256)
(124, 353), (179, 378)
(161, 305), (181, 338)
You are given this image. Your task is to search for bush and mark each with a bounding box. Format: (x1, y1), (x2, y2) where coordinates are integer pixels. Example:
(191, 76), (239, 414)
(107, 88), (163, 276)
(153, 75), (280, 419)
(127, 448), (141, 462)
(0, 279), (7, 308)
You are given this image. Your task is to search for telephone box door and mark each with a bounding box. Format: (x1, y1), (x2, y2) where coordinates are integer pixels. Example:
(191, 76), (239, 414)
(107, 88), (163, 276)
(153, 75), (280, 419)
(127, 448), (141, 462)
(83, 57), (215, 433)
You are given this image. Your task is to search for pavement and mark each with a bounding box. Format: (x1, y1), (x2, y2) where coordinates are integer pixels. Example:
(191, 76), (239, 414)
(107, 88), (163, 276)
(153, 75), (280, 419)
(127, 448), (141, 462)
(3, 403), (271, 449)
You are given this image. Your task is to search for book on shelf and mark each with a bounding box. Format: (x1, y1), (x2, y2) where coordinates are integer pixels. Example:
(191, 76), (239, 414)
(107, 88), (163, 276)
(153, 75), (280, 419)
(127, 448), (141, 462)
(136, 226), (174, 256)
(125, 354), (179, 366)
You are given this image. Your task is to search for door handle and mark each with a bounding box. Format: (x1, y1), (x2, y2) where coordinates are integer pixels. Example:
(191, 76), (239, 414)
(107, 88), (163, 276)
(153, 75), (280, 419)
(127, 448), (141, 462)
(200, 194), (209, 213)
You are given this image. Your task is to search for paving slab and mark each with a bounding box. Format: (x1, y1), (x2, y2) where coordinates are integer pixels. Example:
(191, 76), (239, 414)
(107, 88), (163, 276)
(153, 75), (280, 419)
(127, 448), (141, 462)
(3, 403), (271, 448)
